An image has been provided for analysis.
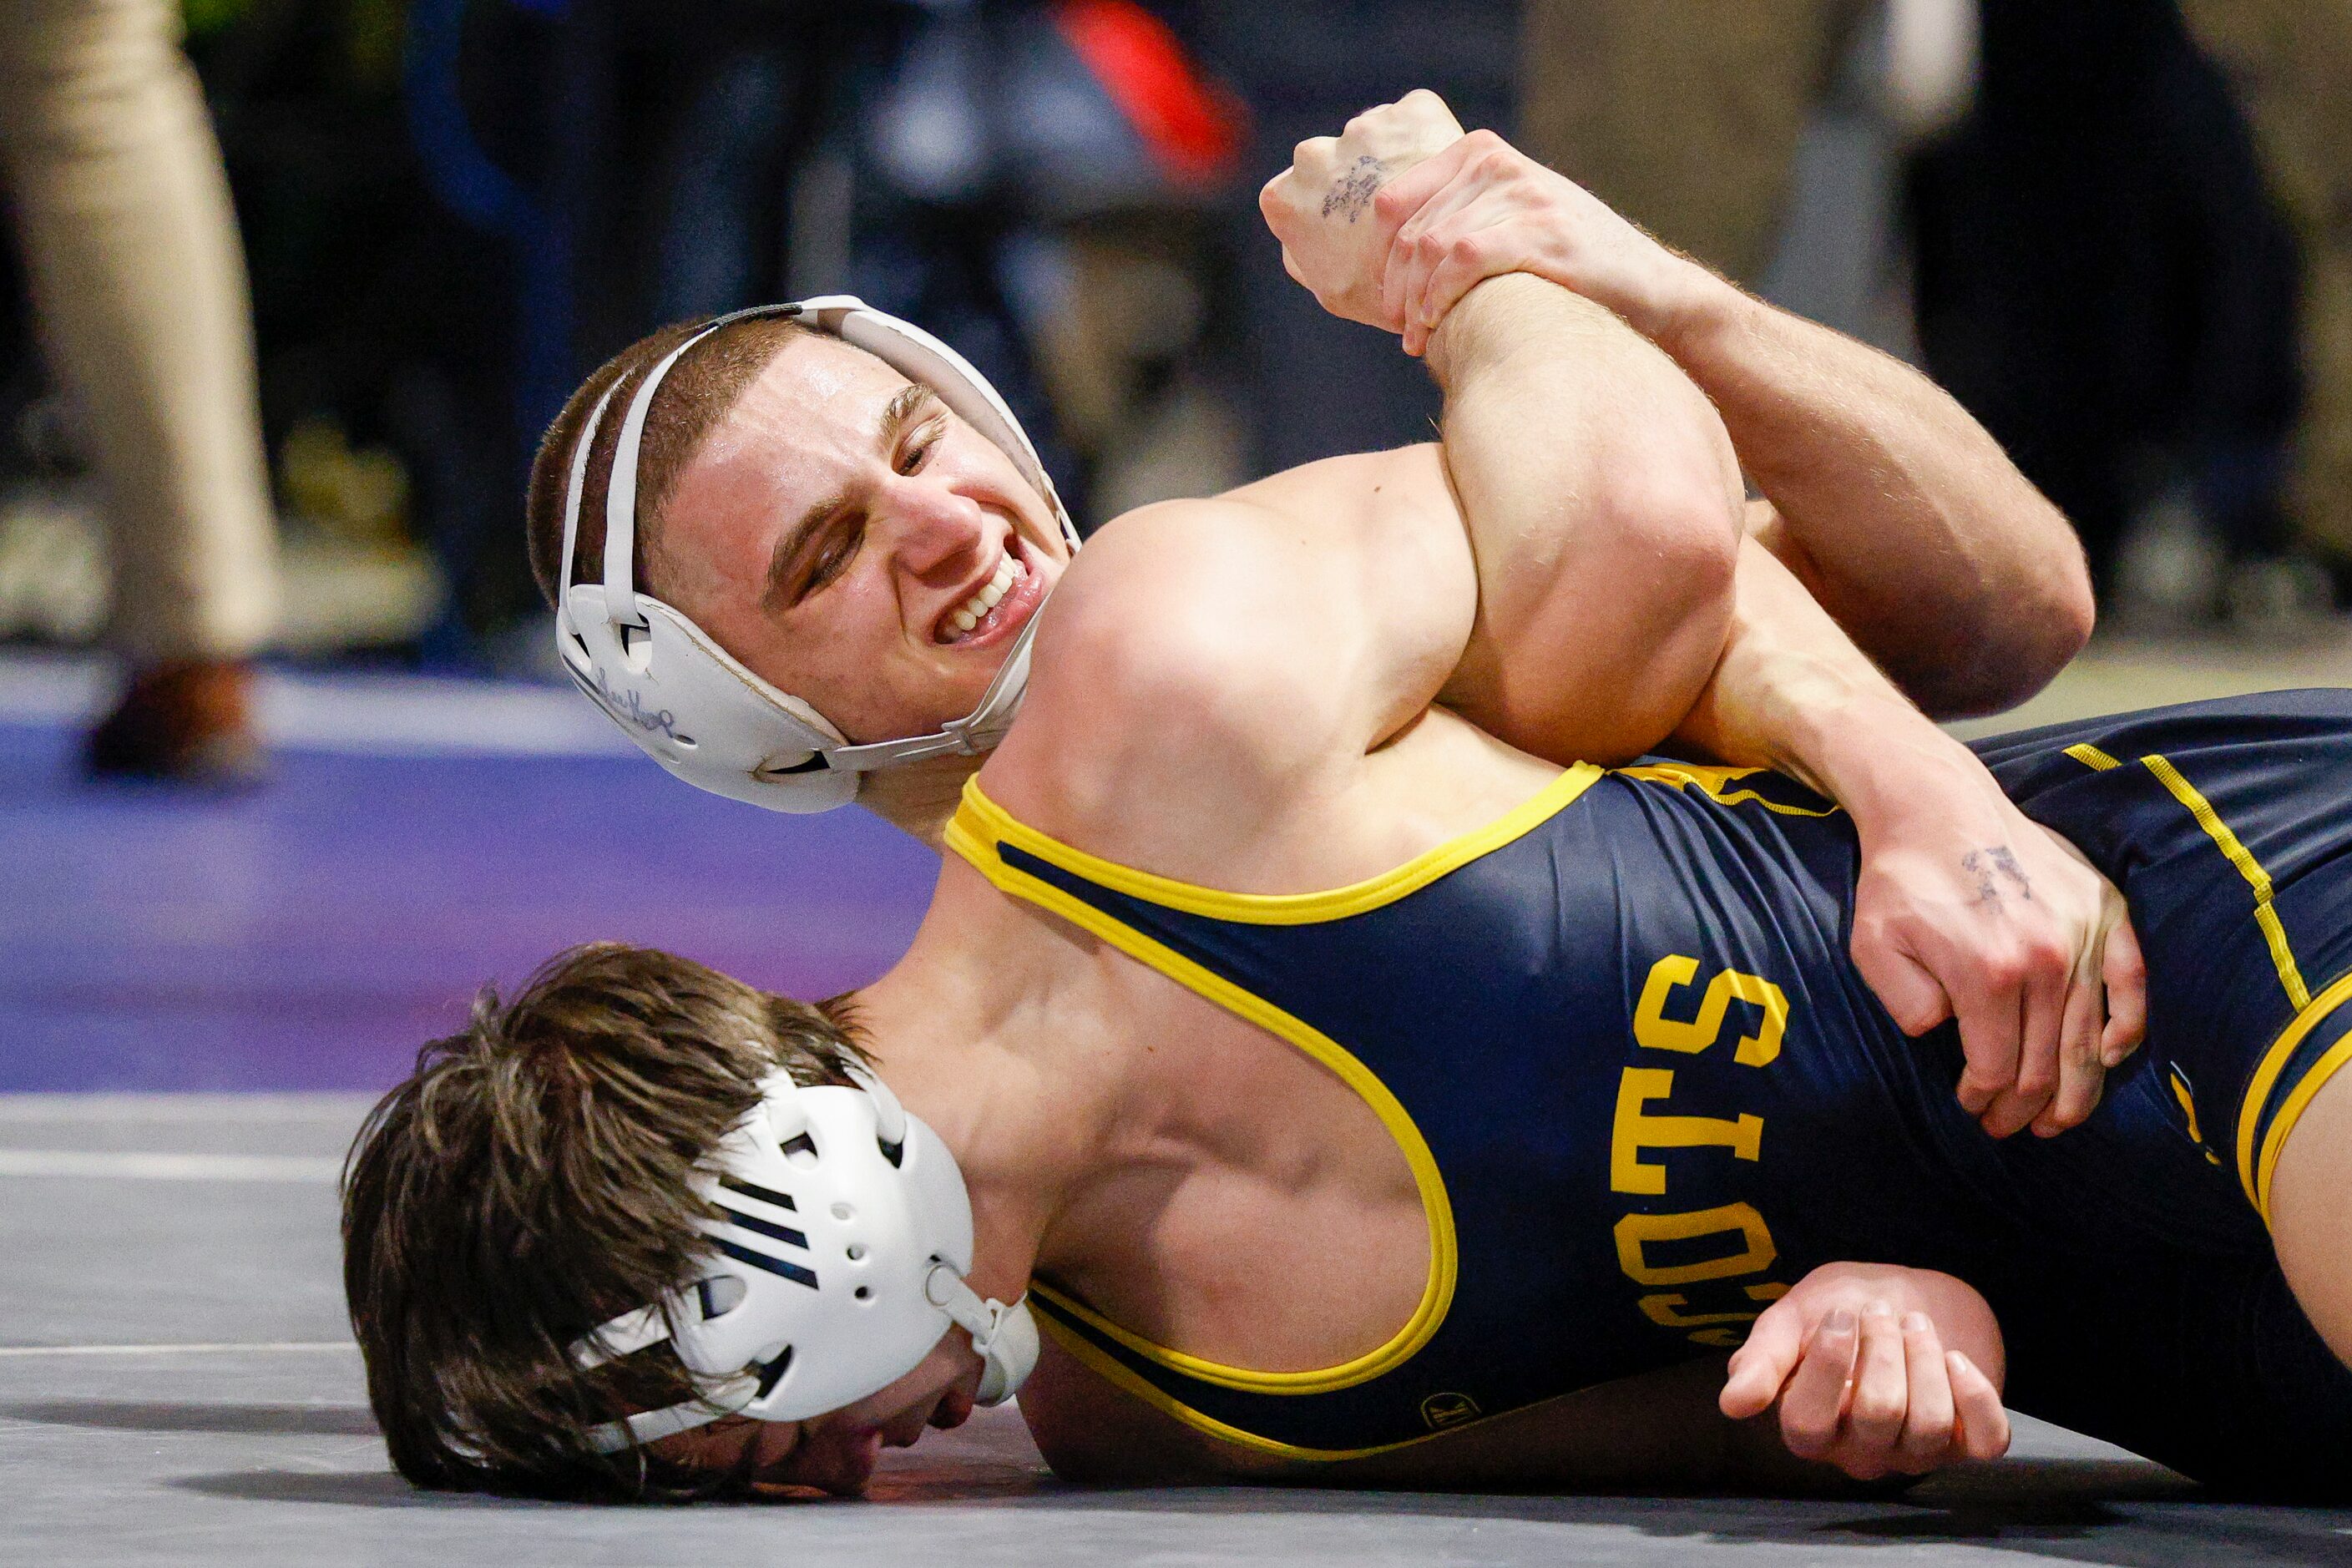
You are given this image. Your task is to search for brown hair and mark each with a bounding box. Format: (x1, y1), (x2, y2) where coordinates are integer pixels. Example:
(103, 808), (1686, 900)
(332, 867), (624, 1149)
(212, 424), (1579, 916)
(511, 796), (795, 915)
(341, 941), (869, 1500)
(524, 316), (814, 607)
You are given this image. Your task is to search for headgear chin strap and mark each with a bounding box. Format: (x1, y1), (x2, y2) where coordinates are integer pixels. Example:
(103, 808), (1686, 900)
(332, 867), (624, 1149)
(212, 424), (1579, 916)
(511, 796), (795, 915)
(553, 297), (1083, 813)
(572, 1066), (1039, 1454)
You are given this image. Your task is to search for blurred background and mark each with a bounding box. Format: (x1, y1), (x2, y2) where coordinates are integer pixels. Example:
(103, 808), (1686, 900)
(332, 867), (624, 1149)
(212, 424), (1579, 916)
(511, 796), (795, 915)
(2, 0), (2346, 676)
(0, 0), (2348, 1089)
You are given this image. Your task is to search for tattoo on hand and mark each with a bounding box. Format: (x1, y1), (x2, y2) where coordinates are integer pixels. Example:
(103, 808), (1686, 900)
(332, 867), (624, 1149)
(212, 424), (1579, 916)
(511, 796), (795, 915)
(1322, 154), (1389, 223)
(1961, 847), (2034, 908)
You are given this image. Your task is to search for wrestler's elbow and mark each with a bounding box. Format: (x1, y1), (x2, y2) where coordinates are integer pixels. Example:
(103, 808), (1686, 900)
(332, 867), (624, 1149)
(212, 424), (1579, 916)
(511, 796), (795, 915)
(1944, 510), (2096, 716)
(1921, 550), (2094, 718)
(2003, 542), (2096, 703)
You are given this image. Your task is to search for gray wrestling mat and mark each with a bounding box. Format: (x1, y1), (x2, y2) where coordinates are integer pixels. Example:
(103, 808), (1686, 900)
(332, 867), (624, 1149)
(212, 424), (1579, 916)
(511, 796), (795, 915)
(5, 1095), (2348, 1567)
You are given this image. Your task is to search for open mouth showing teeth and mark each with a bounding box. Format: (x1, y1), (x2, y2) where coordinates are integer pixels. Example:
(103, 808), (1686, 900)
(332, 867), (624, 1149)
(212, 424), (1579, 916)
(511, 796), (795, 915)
(936, 546), (1032, 646)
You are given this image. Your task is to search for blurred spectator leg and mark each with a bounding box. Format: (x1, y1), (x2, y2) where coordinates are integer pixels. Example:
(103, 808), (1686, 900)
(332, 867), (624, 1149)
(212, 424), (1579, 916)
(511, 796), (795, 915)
(2182, 0), (2352, 603)
(1909, 0), (2306, 615)
(0, 0), (277, 780)
(1519, 0), (1862, 286)
(2154, 18), (2304, 625)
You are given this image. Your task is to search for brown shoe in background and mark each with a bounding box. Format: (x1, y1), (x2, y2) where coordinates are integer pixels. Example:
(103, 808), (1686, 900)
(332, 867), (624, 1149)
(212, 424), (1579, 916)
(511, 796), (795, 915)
(85, 659), (267, 786)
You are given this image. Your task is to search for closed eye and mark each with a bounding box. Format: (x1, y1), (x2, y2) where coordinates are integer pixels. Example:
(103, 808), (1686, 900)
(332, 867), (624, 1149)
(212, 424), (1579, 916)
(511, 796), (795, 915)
(800, 518), (862, 599)
(896, 416), (943, 477)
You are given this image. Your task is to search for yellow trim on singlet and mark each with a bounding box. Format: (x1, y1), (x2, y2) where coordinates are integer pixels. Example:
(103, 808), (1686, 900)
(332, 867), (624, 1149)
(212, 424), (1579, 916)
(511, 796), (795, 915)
(2238, 968), (2352, 1218)
(2138, 752), (2310, 1010)
(1612, 761), (1841, 817)
(2065, 742), (2123, 771)
(948, 776), (1490, 1398)
(1028, 1308), (1490, 1461)
(2253, 1027), (2352, 1226)
(950, 763), (1602, 925)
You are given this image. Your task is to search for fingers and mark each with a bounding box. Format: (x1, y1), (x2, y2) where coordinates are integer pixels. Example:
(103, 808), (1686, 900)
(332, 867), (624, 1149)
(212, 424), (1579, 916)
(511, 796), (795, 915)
(1950, 974), (2027, 1131)
(1776, 1308), (1861, 1459)
(1382, 135), (1535, 349)
(1847, 927), (1955, 1039)
(1838, 1303), (1911, 1463)
(1947, 1350), (2011, 1461)
(1399, 220), (1519, 355)
(1719, 1298), (1806, 1420)
(1376, 144), (1486, 331)
(1893, 1312), (1957, 1471)
(1383, 154), (1497, 331)
(2100, 914), (2148, 1068)
(2031, 948), (2109, 1137)
(1970, 950), (2066, 1139)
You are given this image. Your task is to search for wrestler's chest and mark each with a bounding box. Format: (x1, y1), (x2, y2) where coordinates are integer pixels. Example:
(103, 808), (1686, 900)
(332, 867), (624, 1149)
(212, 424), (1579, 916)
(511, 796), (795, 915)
(1045, 954), (1434, 1374)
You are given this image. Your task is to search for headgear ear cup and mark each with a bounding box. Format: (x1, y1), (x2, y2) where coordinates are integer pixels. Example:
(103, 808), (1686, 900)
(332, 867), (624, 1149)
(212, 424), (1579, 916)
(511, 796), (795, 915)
(554, 297), (1083, 814)
(570, 1074), (1035, 1453)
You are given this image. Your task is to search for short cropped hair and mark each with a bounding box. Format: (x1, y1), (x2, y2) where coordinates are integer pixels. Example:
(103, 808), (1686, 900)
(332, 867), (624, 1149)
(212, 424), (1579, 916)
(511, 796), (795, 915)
(524, 316), (813, 608)
(341, 942), (869, 1500)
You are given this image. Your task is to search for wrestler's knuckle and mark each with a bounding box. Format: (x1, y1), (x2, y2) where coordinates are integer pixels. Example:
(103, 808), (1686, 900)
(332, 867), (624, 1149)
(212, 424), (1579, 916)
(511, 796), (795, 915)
(1976, 948), (2031, 993)
(1852, 1391), (1904, 1430)
(1782, 1419), (1834, 1457)
(1901, 1419), (1951, 1458)
(1447, 232), (1486, 263)
(1469, 145), (1512, 181)
(2022, 932), (2071, 974)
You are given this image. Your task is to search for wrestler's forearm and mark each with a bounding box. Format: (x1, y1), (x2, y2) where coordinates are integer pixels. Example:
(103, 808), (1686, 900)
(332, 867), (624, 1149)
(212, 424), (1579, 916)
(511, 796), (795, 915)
(1424, 273), (1746, 763)
(1673, 541), (1993, 832)
(1654, 281), (2092, 718)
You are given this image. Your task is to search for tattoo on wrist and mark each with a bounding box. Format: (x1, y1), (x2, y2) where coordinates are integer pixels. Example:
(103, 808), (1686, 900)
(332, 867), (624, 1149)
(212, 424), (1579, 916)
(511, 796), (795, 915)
(1322, 154), (1389, 223)
(1961, 847), (2034, 908)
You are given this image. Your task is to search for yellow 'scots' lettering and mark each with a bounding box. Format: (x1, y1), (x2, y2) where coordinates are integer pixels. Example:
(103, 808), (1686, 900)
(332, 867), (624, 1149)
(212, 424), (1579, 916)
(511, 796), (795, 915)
(1638, 1283), (1790, 1348)
(1634, 955), (1789, 1066)
(1611, 1068), (1763, 1195)
(1614, 1202), (1778, 1286)
(1636, 1282), (1788, 1331)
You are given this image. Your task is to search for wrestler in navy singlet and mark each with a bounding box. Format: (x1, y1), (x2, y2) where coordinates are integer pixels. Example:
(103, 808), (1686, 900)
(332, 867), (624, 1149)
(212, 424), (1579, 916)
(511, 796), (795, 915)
(946, 690), (2352, 1500)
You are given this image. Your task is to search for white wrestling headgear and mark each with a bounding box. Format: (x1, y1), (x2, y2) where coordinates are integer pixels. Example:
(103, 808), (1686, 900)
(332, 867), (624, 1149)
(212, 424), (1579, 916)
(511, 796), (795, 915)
(573, 1065), (1039, 1454)
(554, 296), (1084, 813)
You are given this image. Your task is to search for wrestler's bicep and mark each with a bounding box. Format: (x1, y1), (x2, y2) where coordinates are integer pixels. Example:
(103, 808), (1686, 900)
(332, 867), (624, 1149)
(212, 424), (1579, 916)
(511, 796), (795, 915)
(1433, 470), (1740, 769)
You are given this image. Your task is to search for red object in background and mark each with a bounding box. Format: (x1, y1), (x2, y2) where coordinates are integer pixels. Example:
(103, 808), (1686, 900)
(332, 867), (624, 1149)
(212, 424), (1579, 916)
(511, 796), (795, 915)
(1051, 0), (1248, 189)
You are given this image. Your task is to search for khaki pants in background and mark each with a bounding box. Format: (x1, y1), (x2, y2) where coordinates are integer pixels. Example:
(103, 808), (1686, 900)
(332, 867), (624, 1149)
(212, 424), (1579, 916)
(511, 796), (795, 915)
(2187, 1), (2352, 561)
(1520, 0), (2352, 566)
(0, 0), (276, 660)
(1519, 0), (1863, 286)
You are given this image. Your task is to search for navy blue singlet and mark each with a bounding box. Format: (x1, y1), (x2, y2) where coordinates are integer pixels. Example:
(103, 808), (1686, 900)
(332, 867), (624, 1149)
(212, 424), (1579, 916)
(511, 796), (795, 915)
(946, 690), (2352, 1500)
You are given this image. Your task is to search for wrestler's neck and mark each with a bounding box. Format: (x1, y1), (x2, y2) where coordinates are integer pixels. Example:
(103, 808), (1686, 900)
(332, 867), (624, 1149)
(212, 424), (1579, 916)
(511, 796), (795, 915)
(860, 751), (983, 851)
(847, 879), (1124, 1297)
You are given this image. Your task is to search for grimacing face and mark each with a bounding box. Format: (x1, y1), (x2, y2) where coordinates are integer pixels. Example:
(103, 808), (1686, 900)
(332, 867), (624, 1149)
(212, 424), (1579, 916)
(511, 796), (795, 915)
(653, 335), (1074, 746)
(649, 1329), (984, 1497)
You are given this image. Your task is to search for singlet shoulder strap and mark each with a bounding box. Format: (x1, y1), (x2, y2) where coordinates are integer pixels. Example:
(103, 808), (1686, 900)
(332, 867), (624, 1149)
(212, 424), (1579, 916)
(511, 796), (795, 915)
(946, 763), (1604, 925)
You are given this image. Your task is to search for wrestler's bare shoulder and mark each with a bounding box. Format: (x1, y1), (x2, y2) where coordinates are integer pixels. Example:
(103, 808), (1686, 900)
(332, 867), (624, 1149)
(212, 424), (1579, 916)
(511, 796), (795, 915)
(990, 444), (1476, 867)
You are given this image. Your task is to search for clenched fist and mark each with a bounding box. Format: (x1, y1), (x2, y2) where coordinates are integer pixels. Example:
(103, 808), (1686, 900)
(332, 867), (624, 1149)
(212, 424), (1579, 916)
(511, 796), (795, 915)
(1257, 89), (1465, 331)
